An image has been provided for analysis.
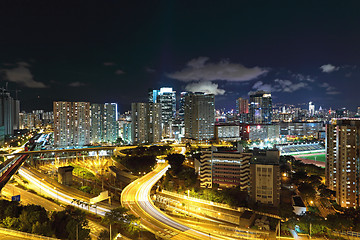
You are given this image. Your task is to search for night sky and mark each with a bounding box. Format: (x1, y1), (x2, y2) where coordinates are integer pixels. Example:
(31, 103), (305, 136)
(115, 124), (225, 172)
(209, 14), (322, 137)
(0, 1), (359, 112)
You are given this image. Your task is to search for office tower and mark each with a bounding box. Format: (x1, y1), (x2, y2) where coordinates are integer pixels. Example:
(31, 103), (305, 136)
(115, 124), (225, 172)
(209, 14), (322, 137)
(309, 102), (315, 116)
(357, 107), (360, 116)
(249, 149), (281, 207)
(157, 87), (176, 121)
(148, 87), (176, 138)
(148, 89), (160, 103)
(178, 92), (188, 120)
(53, 101), (90, 147)
(200, 146), (251, 189)
(236, 97), (249, 115)
(326, 119), (360, 208)
(249, 91), (272, 124)
(157, 88), (176, 137)
(131, 102), (162, 144)
(184, 93), (215, 140)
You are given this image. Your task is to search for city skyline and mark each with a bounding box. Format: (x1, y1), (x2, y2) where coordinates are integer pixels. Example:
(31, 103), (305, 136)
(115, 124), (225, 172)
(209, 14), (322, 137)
(0, 1), (359, 112)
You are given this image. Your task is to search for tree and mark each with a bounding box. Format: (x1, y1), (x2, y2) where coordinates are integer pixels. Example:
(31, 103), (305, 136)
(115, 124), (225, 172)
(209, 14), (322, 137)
(103, 207), (129, 239)
(2, 217), (20, 229)
(291, 171), (308, 185)
(51, 206), (90, 240)
(126, 215), (140, 235)
(97, 230), (109, 240)
(19, 205), (49, 234)
(298, 183), (316, 199)
(166, 154), (185, 174)
(308, 175), (322, 188)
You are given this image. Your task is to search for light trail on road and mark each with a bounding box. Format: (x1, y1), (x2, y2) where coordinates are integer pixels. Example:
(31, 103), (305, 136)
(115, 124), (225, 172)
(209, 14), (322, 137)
(18, 167), (110, 216)
(121, 163), (234, 240)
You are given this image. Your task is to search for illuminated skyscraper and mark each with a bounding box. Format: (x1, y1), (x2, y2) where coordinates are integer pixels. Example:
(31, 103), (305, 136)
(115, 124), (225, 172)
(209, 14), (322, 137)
(184, 92), (215, 140)
(309, 102), (315, 116)
(53, 101), (90, 147)
(149, 87), (176, 138)
(236, 97), (249, 115)
(131, 102), (162, 144)
(90, 103), (118, 144)
(249, 91), (272, 124)
(326, 119), (360, 208)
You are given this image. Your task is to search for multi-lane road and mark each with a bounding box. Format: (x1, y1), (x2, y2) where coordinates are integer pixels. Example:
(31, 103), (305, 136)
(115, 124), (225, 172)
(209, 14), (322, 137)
(121, 163), (234, 240)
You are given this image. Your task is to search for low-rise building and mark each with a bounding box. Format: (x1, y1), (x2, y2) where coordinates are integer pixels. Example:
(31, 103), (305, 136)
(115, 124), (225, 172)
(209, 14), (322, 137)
(200, 146), (251, 190)
(249, 149), (281, 207)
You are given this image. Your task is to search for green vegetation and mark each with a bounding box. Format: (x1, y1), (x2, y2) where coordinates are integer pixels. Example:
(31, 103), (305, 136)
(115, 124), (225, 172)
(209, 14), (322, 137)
(120, 145), (171, 156)
(115, 145), (171, 174)
(120, 155), (156, 174)
(78, 185), (101, 195)
(69, 163), (96, 181)
(299, 154), (326, 162)
(0, 200), (90, 239)
(98, 207), (148, 240)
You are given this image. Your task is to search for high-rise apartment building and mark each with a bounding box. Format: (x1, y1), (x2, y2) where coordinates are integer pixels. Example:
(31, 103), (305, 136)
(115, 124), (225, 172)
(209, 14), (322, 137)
(184, 93), (215, 140)
(103, 103), (118, 143)
(326, 119), (360, 208)
(200, 146), (251, 190)
(249, 149), (281, 207)
(90, 104), (102, 143)
(53, 101), (90, 147)
(0, 89), (20, 136)
(236, 97), (249, 115)
(131, 102), (162, 144)
(90, 103), (118, 144)
(249, 91), (272, 124)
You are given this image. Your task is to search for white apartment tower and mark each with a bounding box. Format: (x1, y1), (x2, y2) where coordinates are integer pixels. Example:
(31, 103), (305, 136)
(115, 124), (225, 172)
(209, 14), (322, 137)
(131, 102), (162, 144)
(54, 101), (91, 147)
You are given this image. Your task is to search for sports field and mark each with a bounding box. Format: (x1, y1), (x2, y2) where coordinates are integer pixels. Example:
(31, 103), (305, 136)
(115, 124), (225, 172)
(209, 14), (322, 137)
(297, 154), (326, 162)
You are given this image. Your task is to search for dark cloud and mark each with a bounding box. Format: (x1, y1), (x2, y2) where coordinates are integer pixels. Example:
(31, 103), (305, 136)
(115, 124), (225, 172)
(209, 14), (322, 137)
(68, 81), (87, 87)
(1, 62), (47, 88)
(115, 70), (125, 75)
(103, 62), (116, 66)
(168, 57), (268, 82)
(252, 79), (308, 93)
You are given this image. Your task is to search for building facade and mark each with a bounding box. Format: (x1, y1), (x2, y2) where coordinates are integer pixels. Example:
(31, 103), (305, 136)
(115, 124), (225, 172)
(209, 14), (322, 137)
(90, 103), (118, 144)
(200, 147), (251, 190)
(326, 119), (360, 208)
(184, 93), (215, 140)
(249, 149), (281, 207)
(131, 102), (162, 144)
(249, 124), (280, 141)
(279, 121), (324, 137)
(53, 101), (91, 147)
(236, 97), (249, 115)
(249, 91), (272, 124)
